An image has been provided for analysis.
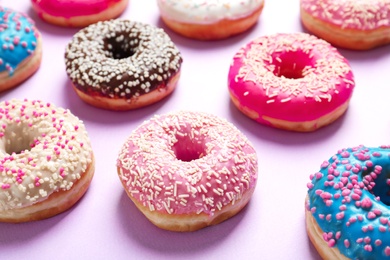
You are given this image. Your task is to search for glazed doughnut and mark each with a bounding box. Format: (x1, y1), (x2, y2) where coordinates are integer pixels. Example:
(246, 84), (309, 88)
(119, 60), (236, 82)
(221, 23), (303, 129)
(117, 111), (258, 232)
(31, 0), (129, 27)
(300, 0), (390, 50)
(0, 7), (42, 92)
(65, 19), (182, 111)
(306, 145), (390, 259)
(228, 32), (355, 132)
(0, 99), (94, 222)
(157, 0), (264, 40)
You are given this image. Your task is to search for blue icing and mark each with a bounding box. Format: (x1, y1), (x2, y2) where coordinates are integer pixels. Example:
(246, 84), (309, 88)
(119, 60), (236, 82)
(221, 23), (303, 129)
(0, 7), (38, 76)
(308, 145), (390, 259)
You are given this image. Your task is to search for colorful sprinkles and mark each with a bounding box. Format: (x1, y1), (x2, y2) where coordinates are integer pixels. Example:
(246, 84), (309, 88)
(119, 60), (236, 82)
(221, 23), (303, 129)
(0, 7), (40, 76)
(307, 145), (390, 259)
(0, 99), (93, 211)
(117, 111), (258, 216)
(64, 19), (182, 101)
(301, 0), (390, 30)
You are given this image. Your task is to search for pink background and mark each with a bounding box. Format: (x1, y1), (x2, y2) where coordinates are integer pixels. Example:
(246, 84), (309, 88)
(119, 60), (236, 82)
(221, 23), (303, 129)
(1, 0), (390, 259)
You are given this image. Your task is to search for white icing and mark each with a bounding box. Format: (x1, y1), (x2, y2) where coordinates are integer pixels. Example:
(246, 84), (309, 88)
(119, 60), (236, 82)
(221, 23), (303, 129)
(0, 99), (93, 211)
(157, 0), (264, 24)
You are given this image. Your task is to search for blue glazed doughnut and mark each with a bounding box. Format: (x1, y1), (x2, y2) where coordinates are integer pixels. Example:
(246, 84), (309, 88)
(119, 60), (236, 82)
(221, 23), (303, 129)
(0, 7), (42, 91)
(306, 145), (390, 259)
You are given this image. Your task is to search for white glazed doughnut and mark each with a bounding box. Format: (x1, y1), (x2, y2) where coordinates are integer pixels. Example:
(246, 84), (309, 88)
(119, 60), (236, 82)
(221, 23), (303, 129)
(117, 111), (258, 231)
(0, 99), (94, 222)
(157, 0), (265, 40)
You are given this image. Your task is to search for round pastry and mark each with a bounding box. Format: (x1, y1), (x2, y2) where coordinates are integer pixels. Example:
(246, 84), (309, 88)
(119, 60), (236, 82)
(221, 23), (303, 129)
(300, 0), (390, 50)
(0, 7), (42, 92)
(306, 145), (390, 259)
(228, 32), (355, 132)
(157, 0), (265, 40)
(117, 111), (258, 232)
(31, 0), (129, 27)
(0, 99), (95, 222)
(65, 19), (183, 111)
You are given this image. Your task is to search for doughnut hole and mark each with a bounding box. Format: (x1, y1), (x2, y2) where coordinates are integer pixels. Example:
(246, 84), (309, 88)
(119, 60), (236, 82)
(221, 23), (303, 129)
(362, 166), (390, 206)
(3, 123), (39, 155)
(271, 51), (314, 79)
(172, 133), (206, 162)
(104, 33), (138, 59)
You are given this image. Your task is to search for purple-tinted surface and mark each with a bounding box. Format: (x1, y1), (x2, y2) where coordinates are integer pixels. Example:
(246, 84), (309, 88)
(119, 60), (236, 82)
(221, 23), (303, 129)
(1, 0), (390, 259)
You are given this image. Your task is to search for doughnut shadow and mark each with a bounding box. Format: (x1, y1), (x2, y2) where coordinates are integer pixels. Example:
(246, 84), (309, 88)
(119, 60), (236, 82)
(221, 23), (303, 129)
(299, 18), (390, 61)
(61, 77), (176, 125)
(337, 44), (390, 63)
(155, 17), (260, 50)
(0, 210), (70, 244)
(228, 101), (347, 146)
(117, 191), (249, 254)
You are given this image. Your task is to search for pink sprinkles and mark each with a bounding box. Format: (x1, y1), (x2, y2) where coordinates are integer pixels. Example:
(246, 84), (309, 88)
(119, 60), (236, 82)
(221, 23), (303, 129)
(0, 99), (93, 211)
(307, 145), (390, 258)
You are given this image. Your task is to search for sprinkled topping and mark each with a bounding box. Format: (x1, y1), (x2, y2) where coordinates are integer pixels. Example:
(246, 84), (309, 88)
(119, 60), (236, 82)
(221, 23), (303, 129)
(65, 20), (182, 100)
(228, 33), (355, 122)
(157, 0), (264, 24)
(117, 111), (258, 215)
(307, 145), (390, 259)
(0, 99), (93, 211)
(0, 7), (39, 76)
(301, 0), (390, 30)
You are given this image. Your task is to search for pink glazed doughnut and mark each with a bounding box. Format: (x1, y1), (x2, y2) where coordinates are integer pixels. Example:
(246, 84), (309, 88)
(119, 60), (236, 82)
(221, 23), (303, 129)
(117, 111), (258, 232)
(31, 0), (129, 27)
(300, 0), (390, 50)
(228, 33), (355, 132)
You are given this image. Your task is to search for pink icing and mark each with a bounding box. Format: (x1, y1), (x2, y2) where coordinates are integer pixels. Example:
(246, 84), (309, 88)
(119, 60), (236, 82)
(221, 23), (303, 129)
(227, 33), (355, 124)
(31, 0), (123, 18)
(301, 0), (390, 30)
(117, 111), (258, 216)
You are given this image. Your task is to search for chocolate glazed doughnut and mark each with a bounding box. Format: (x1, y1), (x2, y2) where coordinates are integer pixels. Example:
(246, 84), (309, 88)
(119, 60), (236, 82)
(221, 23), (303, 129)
(65, 20), (183, 110)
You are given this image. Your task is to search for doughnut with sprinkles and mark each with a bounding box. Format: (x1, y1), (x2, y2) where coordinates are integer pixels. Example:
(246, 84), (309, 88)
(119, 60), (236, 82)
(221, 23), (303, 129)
(0, 7), (42, 92)
(306, 145), (390, 259)
(117, 111), (258, 231)
(0, 99), (94, 222)
(65, 19), (183, 110)
(300, 0), (390, 50)
(157, 0), (265, 40)
(228, 33), (355, 132)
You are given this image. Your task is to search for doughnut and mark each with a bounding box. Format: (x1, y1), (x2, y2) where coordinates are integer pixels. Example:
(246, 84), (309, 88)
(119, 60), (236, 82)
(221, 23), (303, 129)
(227, 32), (355, 132)
(117, 111), (258, 231)
(0, 99), (95, 222)
(306, 145), (390, 259)
(0, 7), (42, 92)
(31, 0), (129, 27)
(157, 0), (265, 40)
(65, 19), (183, 111)
(300, 0), (390, 50)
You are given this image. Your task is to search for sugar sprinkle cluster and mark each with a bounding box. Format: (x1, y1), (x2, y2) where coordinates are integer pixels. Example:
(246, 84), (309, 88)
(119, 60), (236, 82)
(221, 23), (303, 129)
(307, 145), (390, 259)
(65, 19), (182, 101)
(301, 0), (390, 30)
(0, 99), (93, 210)
(117, 111), (258, 216)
